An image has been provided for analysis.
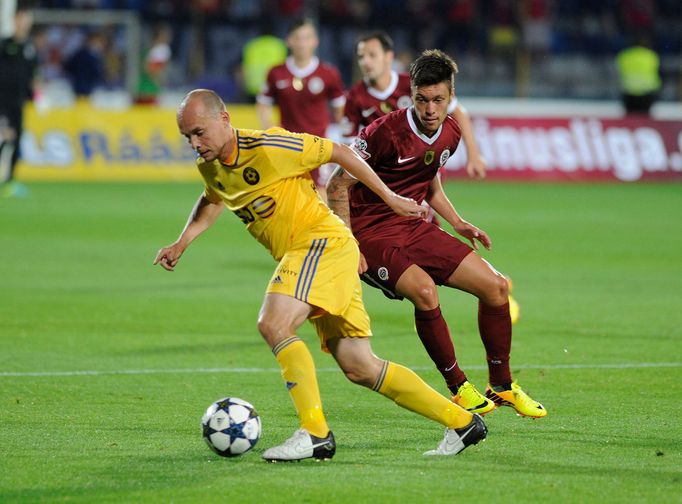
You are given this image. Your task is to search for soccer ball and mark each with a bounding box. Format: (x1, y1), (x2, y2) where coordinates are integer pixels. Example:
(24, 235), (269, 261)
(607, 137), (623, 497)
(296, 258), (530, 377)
(201, 397), (261, 457)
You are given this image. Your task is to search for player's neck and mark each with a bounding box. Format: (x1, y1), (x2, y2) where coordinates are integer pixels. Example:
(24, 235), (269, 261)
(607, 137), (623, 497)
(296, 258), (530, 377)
(292, 54), (313, 68)
(372, 71), (393, 92)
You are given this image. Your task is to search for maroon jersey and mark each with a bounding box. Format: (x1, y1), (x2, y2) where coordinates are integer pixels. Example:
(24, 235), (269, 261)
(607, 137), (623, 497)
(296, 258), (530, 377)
(258, 56), (346, 137)
(349, 108), (462, 233)
(343, 71), (413, 138)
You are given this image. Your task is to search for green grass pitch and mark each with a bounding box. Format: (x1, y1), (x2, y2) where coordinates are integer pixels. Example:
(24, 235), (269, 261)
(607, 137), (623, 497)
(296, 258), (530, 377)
(1, 181), (681, 503)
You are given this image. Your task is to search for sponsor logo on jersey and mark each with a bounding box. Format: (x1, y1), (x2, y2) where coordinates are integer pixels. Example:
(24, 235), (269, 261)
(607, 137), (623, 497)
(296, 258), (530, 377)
(251, 195), (276, 218)
(243, 167), (260, 185)
(398, 155), (416, 164)
(352, 138), (371, 160)
(424, 150), (435, 165)
(308, 76), (324, 94)
(271, 275), (284, 285)
(275, 79), (289, 89)
(361, 107), (377, 118)
(440, 149), (451, 166)
(377, 267), (389, 281)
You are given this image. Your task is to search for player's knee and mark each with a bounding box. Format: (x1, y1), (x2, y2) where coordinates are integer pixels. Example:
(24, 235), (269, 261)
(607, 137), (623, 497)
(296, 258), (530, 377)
(257, 316), (289, 345)
(409, 281), (439, 309)
(483, 274), (509, 306)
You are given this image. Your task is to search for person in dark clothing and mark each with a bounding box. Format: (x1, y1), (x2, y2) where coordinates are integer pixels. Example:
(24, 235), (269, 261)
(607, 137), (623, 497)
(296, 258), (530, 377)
(0, 7), (36, 197)
(63, 32), (106, 97)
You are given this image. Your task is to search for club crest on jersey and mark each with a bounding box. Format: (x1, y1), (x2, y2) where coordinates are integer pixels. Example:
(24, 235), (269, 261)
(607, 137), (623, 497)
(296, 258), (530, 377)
(424, 150), (435, 165)
(243, 167), (260, 185)
(377, 267), (389, 281)
(440, 149), (451, 166)
(308, 76), (324, 94)
(216, 180), (225, 190)
(353, 138), (371, 160)
(380, 102), (393, 114)
(397, 95), (412, 109)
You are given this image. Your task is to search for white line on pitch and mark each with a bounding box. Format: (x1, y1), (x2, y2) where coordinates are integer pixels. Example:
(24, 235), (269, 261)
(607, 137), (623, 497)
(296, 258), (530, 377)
(0, 362), (680, 378)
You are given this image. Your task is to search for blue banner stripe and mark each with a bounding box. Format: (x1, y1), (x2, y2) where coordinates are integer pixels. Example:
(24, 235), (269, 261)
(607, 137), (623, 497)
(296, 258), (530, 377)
(303, 239), (327, 302)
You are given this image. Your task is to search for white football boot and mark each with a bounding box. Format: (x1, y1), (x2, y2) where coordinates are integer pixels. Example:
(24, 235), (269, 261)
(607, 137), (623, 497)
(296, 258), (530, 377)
(262, 428), (336, 462)
(424, 413), (488, 456)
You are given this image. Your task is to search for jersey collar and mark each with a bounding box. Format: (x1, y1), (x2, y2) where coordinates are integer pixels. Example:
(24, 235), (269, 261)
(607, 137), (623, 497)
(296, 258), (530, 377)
(285, 56), (320, 79)
(365, 70), (399, 101)
(406, 107), (442, 145)
(221, 128), (239, 166)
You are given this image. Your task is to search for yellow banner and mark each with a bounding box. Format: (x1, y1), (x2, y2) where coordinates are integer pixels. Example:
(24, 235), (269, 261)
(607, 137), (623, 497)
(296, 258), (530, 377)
(17, 103), (263, 181)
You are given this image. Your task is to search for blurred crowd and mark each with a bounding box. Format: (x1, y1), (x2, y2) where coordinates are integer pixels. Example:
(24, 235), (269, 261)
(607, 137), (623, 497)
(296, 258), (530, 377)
(22, 0), (682, 102)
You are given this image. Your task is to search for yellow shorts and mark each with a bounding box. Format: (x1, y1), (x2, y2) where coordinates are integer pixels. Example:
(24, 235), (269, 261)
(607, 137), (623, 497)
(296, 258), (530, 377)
(266, 236), (372, 350)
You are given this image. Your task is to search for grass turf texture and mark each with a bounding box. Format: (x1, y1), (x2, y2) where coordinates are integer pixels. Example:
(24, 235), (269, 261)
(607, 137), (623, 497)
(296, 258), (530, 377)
(1, 181), (680, 503)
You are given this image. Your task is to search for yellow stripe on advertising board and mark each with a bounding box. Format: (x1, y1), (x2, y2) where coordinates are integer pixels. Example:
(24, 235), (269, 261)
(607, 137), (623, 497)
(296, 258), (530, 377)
(16, 103), (266, 181)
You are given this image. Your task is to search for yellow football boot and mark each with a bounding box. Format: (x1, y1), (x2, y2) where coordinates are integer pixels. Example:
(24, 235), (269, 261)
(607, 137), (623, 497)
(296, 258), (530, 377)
(485, 381), (547, 418)
(452, 381), (496, 416)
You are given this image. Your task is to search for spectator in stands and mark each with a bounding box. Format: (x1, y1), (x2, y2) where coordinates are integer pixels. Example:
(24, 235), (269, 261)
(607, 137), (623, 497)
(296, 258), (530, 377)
(63, 31), (105, 96)
(136, 24), (173, 105)
(615, 35), (661, 116)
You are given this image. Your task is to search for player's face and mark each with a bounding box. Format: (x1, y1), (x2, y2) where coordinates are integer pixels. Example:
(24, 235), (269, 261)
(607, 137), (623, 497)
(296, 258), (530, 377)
(178, 103), (233, 163)
(411, 82), (452, 136)
(287, 24), (318, 60)
(357, 39), (392, 84)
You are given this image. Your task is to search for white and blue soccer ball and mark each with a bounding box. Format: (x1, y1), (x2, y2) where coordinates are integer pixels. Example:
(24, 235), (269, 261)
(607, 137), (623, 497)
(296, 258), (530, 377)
(201, 397), (261, 457)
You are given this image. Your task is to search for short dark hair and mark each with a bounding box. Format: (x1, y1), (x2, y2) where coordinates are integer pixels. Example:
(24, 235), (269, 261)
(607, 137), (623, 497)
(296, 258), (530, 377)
(409, 49), (458, 90)
(356, 31), (394, 53)
(287, 17), (316, 36)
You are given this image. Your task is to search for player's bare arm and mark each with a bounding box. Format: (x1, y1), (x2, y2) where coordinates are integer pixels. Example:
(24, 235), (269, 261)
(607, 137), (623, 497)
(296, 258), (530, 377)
(326, 165), (358, 229)
(452, 104), (486, 179)
(329, 142), (426, 218)
(153, 193), (224, 271)
(425, 176), (491, 251)
(255, 102), (274, 130)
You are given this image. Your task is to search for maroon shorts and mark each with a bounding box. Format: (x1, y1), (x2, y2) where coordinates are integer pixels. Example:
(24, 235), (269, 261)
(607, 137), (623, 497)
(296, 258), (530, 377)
(356, 219), (473, 300)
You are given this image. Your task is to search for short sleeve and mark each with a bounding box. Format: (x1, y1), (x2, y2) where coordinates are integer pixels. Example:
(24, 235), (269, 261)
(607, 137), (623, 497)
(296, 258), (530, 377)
(203, 184), (222, 204)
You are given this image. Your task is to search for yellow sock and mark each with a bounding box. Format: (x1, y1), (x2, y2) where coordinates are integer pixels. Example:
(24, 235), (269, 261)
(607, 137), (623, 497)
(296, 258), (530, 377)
(373, 361), (472, 429)
(272, 336), (329, 437)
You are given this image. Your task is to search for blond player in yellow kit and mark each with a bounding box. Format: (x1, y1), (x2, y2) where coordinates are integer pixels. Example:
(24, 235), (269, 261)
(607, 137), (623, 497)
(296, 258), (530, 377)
(153, 89), (487, 461)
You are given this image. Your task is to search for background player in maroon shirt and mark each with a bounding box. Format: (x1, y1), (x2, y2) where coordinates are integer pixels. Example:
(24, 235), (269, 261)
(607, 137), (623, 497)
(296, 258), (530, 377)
(327, 49), (546, 419)
(256, 18), (345, 201)
(345, 30), (521, 324)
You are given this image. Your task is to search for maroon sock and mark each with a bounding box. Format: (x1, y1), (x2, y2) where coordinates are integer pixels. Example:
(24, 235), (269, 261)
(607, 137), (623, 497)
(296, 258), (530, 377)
(478, 301), (512, 386)
(414, 306), (466, 394)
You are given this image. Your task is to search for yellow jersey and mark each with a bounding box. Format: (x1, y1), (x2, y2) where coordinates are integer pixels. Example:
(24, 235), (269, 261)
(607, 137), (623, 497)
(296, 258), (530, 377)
(198, 127), (352, 260)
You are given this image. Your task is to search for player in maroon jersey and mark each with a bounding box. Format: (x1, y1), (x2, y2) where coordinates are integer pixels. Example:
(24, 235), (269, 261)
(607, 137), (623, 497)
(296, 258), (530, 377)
(256, 18), (345, 200)
(327, 50), (546, 419)
(346, 33), (521, 322)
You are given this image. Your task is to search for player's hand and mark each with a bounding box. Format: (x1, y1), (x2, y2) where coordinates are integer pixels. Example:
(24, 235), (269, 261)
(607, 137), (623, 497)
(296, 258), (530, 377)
(358, 252), (368, 274)
(153, 242), (185, 271)
(453, 220), (492, 251)
(386, 192), (427, 218)
(466, 153), (487, 179)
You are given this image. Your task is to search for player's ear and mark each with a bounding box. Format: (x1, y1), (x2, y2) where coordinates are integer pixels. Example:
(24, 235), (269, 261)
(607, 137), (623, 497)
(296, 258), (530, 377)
(221, 110), (231, 126)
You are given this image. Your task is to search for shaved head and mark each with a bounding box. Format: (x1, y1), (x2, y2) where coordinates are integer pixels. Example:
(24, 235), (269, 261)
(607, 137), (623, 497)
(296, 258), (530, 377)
(178, 89), (226, 121)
